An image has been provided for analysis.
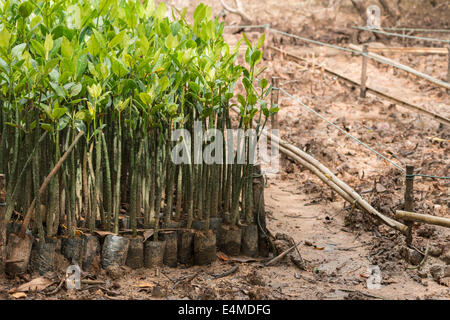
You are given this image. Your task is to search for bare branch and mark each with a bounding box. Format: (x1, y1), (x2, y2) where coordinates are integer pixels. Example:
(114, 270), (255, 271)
(220, 0), (253, 25)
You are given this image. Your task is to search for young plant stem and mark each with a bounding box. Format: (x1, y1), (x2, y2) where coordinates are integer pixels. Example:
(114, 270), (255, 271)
(101, 132), (112, 231)
(19, 131), (84, 238)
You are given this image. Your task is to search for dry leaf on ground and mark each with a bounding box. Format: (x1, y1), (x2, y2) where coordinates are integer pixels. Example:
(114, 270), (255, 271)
(9, 277), (54, 293)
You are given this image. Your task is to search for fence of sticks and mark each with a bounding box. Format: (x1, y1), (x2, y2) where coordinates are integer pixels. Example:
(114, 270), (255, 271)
(0, 1), (278, 276)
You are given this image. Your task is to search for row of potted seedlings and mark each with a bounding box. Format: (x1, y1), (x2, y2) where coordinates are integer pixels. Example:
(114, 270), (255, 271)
(0, 1), (278, 276)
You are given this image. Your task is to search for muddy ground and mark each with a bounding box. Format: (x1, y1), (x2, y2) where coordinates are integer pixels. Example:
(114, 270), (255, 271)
(1, 0), (449, 300)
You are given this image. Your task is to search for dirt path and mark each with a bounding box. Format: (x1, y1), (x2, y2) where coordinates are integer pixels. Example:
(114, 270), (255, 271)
(261, 178), (449, 299)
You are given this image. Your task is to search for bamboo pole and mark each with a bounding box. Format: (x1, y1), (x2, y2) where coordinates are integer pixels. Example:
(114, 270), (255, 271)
(269, 131), (408, 234)
(349, 44), (450, 90)
(396, 210), (450, 228)
(269, 46), (450, 126)
(230, 107), (408, 235)
(368, 47), (447, 55)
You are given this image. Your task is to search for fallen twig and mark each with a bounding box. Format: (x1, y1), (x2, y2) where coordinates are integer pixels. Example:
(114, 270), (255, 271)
(171, 271), (201, 290)
(160, 270), (176, 283)
(265, 240), (303, 266)
(408, 241), (430, 270)
(211, 265), (239, 279)
(44, 278), (65, 296)
(338, 288), (385, 300)
(81, 279), (108, 285)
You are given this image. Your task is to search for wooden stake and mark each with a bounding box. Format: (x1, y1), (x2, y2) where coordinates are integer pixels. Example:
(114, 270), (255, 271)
(360, 44), (368, 98)
(271, 76), (280, 130)
(0, 174), (5, 274)
(351, 31), (357, 57)
(447, 46), (450, 94)
(352, 30), (358, 46)
(404, 165), (414, 246)
(263, 24), (270, 60)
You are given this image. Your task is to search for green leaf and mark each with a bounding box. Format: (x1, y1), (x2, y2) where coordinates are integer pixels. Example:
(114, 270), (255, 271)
(145, 0), (155, 16)
(248, 94), (257, 106)
(139, 92), (153, 105)
(76, 54), (88, 80)
(257, 33), (265, 49)
(242, 33), (252, 48)
(61, 37), (73, 58)
(189, 81), (200, 94)
(88, 61), (99, 78)
(4, 122), (19, 129)
(0, 57), (9, 73)
(49, 82), (65, 98)
(242, 77), (252, 92)
(70, 83), (82, 97)
(75, 110), (91, 123)
(92, 29), (106, 49)
(18, 1), (34, 18)
(40, 123), (54, 134)
(75, 120), (86, 133)
(52, 107), (68, 120)
(0, 27), (11, 48)
(44, 33), (54, 60)
(87, 36), (100, 56)
(165, 33), (178, 49)
(73, 5), (82, 30)
(193, 4), (206, 25)
(168, 103), (177, 116)
(11, 43), (27, 60)
(108, 30), (126, 49)
(237, 94), (246, 107)
(155, 2), (167, 20)
(250, 50), (262, 67)
(111, 57), (128, 77)
(269, 106), (279, 114)
(159, 76), (169, 92)
(59, 116), (69, 131)
(259, 78), (268, 89)
(30, 39), (45, 57)
(44, 58), (59, 76)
